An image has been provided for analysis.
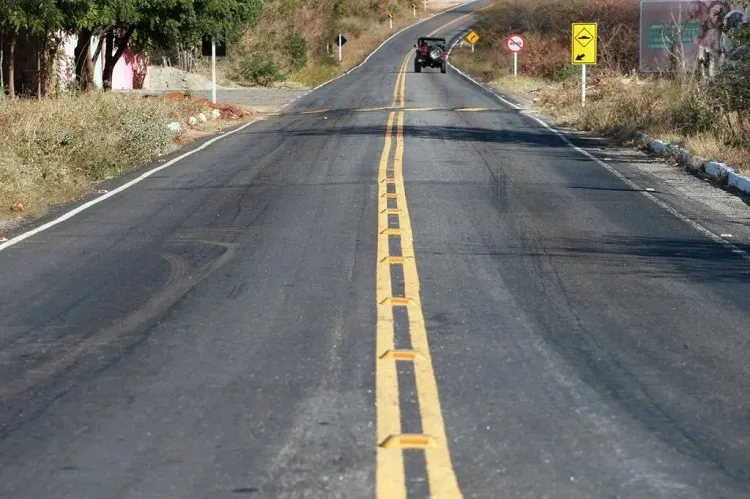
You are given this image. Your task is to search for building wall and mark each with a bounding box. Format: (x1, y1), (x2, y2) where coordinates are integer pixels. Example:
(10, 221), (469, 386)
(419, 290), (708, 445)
(3, 31), (148, 95)
(58, 33), (148, 91)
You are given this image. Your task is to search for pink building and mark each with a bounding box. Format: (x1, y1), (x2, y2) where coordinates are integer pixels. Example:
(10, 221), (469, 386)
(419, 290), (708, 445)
(59, 33), (150, 90)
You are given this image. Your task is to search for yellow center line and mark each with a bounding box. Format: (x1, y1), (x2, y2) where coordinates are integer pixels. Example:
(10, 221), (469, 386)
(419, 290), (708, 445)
(376, 7), (495, 495)
(392, 54), (412, 108)
(391, 4), (492, 109)
(376, 111), (406, 499)
(392, 112), (462, 496)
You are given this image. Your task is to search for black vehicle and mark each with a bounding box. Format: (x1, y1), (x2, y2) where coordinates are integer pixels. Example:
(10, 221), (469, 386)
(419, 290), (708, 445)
(414, 37), (447, 74)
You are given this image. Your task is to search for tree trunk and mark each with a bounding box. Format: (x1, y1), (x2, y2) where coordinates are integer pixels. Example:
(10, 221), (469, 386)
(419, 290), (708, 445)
(74, 28), (94, 91)
(8, 30), (15, 98)
(44, 37), (60, 97)
(37, 49), (42, 100)
(102, 30), (113, 91)
(1, 28), (5, 90)
(102, 27), (134, 91)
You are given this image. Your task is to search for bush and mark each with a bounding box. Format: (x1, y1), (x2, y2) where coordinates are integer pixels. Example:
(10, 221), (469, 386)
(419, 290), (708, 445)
(284, 32), (308, 70)
(711, 24), (750, 144)
(292, 62), (338, 87)
(234, 57), (285, 86)
(0, 93), (209, 217)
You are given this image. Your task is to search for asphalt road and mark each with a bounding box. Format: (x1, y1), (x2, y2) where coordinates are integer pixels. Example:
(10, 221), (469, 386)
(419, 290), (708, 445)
(2, 1), (750, 497)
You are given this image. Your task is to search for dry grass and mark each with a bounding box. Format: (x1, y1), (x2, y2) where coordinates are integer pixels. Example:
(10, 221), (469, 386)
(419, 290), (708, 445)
(463, 68), (750, 175)
(0, 93), (253, 225)
(450, 0), (750, 177)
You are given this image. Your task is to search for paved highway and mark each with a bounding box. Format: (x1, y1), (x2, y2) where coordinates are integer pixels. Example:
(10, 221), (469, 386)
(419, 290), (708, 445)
(2, 1), (750, 497)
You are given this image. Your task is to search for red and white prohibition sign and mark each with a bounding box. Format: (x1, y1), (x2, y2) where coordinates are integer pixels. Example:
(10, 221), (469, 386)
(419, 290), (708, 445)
(506, 35), (524, 52)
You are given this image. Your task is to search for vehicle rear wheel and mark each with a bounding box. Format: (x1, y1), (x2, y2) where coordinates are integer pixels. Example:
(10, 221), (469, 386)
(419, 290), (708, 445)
(441, 62), (447, 74)
(414, 60), (421, 73)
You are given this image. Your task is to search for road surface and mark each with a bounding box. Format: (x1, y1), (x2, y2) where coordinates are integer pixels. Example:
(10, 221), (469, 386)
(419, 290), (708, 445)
(1, 1), (750, 498)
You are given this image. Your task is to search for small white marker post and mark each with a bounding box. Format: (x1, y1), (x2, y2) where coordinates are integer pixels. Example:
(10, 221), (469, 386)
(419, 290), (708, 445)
(413, 5), (416, 18)
(389, 17), (393, 29)
(513, 52), (518, 77)
(338, 34), (343, 62)
(581, 63), (587, 106)
(211, 37), (217, 105)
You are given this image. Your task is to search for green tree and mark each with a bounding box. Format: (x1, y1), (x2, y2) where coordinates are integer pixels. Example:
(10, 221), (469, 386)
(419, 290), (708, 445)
(1, 0), (62, 97)
(69, 0), (262, 91)
(192, 0), (263, 44)
(712, 21), (750, 143)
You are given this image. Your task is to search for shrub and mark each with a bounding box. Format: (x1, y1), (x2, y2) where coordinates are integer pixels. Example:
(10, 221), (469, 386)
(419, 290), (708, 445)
(284, 32), (308, 70)
(234, 57), (285, 86)
(0, 93), (210, 217)
(711, 23), (750, 145)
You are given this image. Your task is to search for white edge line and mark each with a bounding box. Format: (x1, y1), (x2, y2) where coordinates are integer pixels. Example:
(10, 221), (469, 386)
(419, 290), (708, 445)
(447, 32), (750, 263)
(0, 118), (263, 252)
(0, 2), (481, 252)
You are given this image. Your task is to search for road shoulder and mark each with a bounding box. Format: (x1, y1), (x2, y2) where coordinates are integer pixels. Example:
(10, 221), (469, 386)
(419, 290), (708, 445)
(448, 64), (750, 255)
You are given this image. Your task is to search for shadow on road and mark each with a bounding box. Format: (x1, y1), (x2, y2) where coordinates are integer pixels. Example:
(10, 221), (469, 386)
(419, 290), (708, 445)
(238, 123), (567, 148)
(540, 235), (750, 285)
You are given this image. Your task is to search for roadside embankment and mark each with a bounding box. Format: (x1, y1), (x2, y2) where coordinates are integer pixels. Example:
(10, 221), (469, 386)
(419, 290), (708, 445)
(0, 92), (256, 230)
(450, 0), (750, 186)
(223, 0), (465, 88)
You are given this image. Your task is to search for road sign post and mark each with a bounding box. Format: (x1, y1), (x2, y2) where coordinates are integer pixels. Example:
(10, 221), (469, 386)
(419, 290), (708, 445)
(412, 3), (416, 18)
(571, 23), (597, 106)
(211, 37), (216, 104)
(465, 30), (480, 54)
(505, 34), (524, 77)
(388, 12), (393, 29)
(335, 34), (347, 62)
(581, 63), (587, 105)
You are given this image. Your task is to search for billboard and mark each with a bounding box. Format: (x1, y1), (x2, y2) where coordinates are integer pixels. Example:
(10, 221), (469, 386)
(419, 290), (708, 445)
(640, 0), (749, 72)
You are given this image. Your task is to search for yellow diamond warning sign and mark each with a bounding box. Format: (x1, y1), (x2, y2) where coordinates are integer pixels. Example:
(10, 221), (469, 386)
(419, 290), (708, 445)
(465, 30), (480, 45)
(571, 23), (597, 65)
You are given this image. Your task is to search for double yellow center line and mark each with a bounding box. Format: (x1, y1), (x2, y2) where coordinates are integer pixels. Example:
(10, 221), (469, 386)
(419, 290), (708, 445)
(375, 5), (494, 499)
(375, 110), (463, 498)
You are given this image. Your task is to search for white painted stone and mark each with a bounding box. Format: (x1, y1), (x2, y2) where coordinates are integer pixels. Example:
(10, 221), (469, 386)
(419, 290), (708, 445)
(728, 171), (750, 195)
(649, 139), (668, 155)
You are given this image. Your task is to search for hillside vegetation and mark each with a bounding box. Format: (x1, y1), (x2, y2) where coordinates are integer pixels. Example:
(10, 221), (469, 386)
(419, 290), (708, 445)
(226, 0), (445, 87)
(451, 0), (750, 174)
